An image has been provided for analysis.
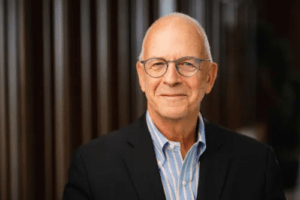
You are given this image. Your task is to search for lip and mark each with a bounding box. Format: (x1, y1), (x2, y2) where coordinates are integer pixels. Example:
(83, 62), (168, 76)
(160, 94), (187, 97)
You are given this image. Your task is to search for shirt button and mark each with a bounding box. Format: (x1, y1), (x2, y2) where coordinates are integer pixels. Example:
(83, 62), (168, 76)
(169, 145), (174, 150)
(182, 181), (187, 186)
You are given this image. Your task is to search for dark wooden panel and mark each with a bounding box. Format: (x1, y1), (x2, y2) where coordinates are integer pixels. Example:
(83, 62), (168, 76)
(89, 0), (98, 139)
(159, 0), (176, 16)
(223, 2), (237, 128)
(108, 0), (119, 132)
(189, 0), (205, 27)
(19, 0), (32, 199)
(68, 0), (82, 150)
(53, 0), (70, 198)
(0, 0), (9, 199)
(96, 0), (111, 136)
(129, 0), (138, 122)
(239, 1), (257, 127)
(130, 0), (148, 121)
(7, 0), (20, 199)
(215, 1), (227, 126)
(201, 0), (222, 124)
(176, 0), (188, 13)
(43, 0), (54, 199)
(118, 0), (130, 127)
(80, 0), (92, 143)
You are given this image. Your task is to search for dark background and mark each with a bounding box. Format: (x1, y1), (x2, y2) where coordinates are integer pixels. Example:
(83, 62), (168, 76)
(0, 0), (299, 200)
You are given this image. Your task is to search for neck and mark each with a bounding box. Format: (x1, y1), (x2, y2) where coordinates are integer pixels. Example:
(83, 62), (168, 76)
(148, 109), (199, 159)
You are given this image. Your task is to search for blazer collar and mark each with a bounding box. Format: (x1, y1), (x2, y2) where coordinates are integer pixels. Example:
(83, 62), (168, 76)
(197, 120), (231, 200)
(122, 114), (166, 200)
(122, 114), (230, 200)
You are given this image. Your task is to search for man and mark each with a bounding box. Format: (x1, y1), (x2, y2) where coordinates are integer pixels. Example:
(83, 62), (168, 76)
(63, 13), (286, 200)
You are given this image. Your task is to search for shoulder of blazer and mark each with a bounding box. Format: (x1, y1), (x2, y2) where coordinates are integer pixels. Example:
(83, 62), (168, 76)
(75, 113), (150, 160)
(204, 120), (270, 158)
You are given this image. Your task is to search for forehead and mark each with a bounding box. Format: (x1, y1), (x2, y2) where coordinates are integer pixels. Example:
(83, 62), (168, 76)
(144, 18), (205, 59)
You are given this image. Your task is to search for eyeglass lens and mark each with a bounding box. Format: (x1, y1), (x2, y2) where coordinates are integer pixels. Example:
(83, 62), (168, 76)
(144, 57), (200, 77)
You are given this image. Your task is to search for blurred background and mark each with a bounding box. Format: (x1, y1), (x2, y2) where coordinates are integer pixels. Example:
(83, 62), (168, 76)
(0, 0), (299, 199)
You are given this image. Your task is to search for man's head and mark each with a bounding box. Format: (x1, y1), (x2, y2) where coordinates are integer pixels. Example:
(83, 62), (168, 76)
(136, 13), (218, 121)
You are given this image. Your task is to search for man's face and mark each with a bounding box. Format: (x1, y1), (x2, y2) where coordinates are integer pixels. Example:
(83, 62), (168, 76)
(136, 21), (217, 121)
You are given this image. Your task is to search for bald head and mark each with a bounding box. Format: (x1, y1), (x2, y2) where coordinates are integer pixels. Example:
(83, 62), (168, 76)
(139, 12), (212, 61)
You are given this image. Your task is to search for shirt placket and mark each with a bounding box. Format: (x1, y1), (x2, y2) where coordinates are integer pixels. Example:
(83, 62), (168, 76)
(179, 145), (197, 200)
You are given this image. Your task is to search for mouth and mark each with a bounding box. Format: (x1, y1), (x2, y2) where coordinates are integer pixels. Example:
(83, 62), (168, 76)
(160, 94), (187, 97)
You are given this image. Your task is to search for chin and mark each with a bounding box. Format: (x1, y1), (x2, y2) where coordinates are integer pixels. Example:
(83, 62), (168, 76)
(156, 107), (189, 120)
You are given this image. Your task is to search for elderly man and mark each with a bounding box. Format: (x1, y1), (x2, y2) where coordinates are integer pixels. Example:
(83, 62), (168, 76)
(64, 13), (286, 200)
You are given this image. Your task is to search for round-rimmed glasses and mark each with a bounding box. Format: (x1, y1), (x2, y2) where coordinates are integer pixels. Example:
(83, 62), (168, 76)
(140, 56), (210, 78)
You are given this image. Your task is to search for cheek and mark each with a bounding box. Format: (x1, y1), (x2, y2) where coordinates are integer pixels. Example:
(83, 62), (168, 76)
(144, 79), (161, 96)
(190, 77), (206, 99)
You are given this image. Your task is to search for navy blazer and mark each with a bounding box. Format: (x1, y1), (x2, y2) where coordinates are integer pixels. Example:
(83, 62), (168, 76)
(63, 114), (286, 200)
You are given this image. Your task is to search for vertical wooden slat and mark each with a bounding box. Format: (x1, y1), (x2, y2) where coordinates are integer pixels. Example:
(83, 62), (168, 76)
(193, 0), (205, 27)
(224, 2), (238, 128)
(130, 0), (137, 122)
(7, 0), (20, 199)
(244, 2), (257, 126)
(118, 0), (130, 127)
(209, 1), (222, 124)
(176, 0), (188, 13)
(54, 0), (70, 199)
(97, 0), (110, 135)
(219, 1), (230, 126)
(19, 0), (31, 199)
(0, 0), (8, 199)
(43, 0), (53, 199)
(210, 1), (224, 125)
(133, 0), (148, 120)
(211, 1), (221, 75)
(81, 0), (92, 142)
(201, 0), (222, 124)
(205, 0), (220, 124)
(158, 0), (176, 16)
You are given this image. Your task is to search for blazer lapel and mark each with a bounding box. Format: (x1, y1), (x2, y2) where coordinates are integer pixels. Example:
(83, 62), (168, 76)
(197, 121), (231, 200)
(122, 115), (166, 200)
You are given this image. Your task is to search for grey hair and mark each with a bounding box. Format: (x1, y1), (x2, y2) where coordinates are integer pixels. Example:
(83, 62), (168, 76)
(138, 12), (212, 61)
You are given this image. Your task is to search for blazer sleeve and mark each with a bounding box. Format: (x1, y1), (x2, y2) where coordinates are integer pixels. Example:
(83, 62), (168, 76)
(265, 146), (286, 200)
(63, 149), (93, 200)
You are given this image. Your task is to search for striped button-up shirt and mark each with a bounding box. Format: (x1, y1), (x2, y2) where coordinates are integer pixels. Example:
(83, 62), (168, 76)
(146, 111), (206, 200)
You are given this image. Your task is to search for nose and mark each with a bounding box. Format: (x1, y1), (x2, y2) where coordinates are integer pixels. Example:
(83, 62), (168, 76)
(162, 62), (181, 86)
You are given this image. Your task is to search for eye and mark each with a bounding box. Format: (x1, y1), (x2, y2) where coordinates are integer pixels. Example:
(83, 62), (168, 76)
(177, 58), (199, 74)
(147, 59), (166, 69)
(153, 62), (165, 66)
(179, 61), (197, 68)
(182, 62), (194, 66)
(147, 60), (166, 72)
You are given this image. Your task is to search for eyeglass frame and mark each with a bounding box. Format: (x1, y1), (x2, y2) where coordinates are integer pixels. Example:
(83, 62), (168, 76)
(139, 56), (211, 78)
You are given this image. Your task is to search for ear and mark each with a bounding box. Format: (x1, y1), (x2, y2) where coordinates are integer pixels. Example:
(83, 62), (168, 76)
(136, 61), (146, 92)
(204, 62), (218, 94)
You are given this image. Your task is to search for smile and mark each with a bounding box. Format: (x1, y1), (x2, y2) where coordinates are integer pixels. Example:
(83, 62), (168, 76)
(160, 94), (187, 98)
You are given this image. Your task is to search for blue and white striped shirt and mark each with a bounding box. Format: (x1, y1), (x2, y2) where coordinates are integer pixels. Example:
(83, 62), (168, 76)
(146, 111), (206, 200)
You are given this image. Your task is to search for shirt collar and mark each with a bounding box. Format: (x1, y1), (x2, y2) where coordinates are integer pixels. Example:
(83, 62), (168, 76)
(146, 111), (206, 165)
